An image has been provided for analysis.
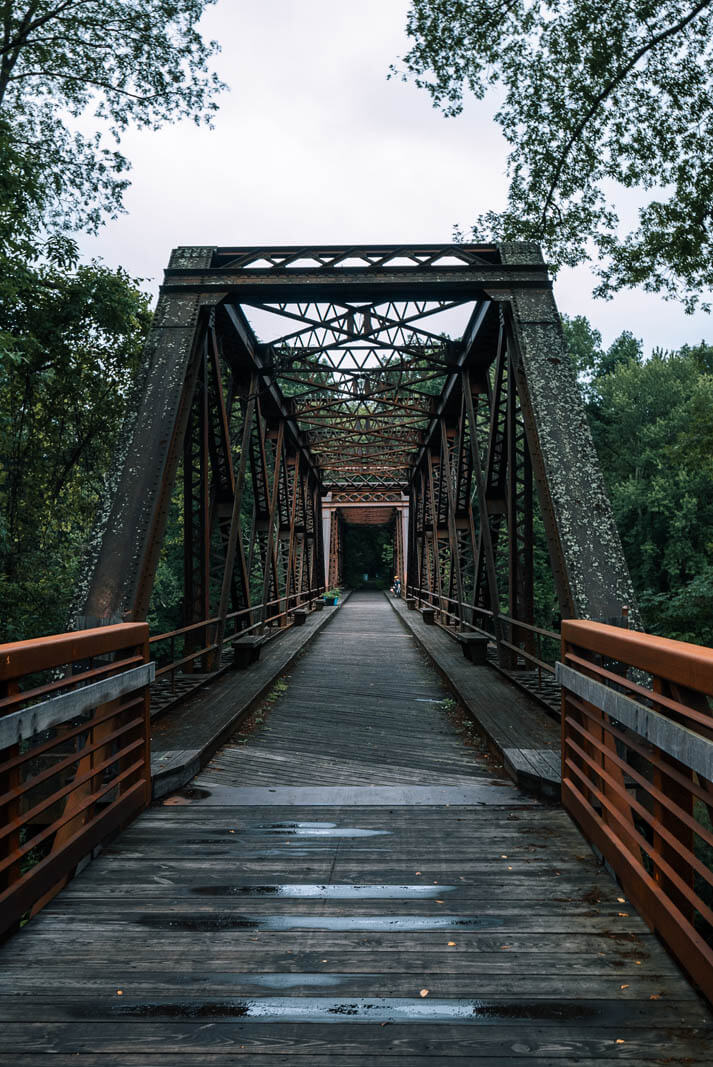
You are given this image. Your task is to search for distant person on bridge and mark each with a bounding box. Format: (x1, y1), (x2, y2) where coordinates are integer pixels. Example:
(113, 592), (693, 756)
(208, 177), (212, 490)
(391, 575), (401, 597)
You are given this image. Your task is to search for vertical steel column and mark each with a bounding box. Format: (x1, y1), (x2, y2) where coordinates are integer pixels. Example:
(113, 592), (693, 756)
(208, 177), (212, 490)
(400, 502), (410, 590)
(507, 356), (535, 662)
(322, 504), (333, 589)
(426, 446), (443, 613)
(464, 369), (506, 662)
(260, 420), (286, 625)
(328, 508), (342, 589)
(440, 419), (465, 628)
(393, 507), (404, 585)
(214, 375), (258, 653)
(182, 338), (211, 668)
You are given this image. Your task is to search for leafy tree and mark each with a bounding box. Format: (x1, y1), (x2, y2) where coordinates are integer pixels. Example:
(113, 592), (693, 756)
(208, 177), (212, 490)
(0, 262), (151, 640)
(561, 314), (604, 380)
(0, 0), (224, 262)
(560, 321), (713, 644)
(0, 1), (225, 640)
(394, 0), (713, 308)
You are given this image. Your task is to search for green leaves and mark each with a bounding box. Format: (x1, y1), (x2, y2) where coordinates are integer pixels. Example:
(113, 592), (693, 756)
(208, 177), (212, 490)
(397, 0), (713, 306)
(0, 1), (224, 255)
(0, 261), (151, 641)
(0, 3), (227, 639)
(561, 319), (713, 644)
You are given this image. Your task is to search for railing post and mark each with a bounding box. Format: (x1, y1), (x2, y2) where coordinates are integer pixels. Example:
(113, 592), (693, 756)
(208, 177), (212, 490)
(142, 631), (152, 805)
(0, 623), (153, 935)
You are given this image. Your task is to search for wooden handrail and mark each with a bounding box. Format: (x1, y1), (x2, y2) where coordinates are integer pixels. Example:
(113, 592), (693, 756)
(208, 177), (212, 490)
(0, 623), (149, 683)
(559, 620), (713, 1006)
(0, 622), (152, 937)
(562, 619), (713, 695)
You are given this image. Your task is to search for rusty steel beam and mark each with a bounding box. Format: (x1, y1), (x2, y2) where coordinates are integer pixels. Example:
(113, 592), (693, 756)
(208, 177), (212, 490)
(73, 241), (636, 716)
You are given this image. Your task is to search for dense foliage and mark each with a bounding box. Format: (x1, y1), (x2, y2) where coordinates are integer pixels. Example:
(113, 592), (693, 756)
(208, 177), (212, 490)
(561, 317), (713, 644)
(343, 524), (394, 590)
(0, 0), (223, 264)
(395, 0), (713, 309)
(0, 0), (223, 640)
(0, 263), (151, 640)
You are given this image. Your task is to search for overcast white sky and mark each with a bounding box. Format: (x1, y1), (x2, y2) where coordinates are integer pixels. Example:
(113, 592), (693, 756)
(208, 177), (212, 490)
(80, 0), (711, 352)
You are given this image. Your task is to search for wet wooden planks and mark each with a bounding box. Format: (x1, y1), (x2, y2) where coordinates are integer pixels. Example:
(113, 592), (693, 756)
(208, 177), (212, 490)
(150, 597), (350, 797)
(388, 595), (562, 797)
(199, 592), (496, 788)
(0, 591), (711, 1064)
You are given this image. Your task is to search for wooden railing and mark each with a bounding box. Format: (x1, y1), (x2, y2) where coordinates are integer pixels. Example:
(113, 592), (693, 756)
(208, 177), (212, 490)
(558, 621), (713, 1003)
(0, 623), (154, 936)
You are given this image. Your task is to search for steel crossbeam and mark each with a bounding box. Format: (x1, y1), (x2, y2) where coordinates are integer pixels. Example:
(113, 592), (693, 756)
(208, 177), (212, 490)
(75, 242), (637, 681)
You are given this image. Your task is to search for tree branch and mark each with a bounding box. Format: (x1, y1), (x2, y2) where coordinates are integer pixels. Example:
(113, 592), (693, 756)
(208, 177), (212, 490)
(0, 0), (96, 56)
(537, 0), (713, 231)
(7, 69), (183, 101)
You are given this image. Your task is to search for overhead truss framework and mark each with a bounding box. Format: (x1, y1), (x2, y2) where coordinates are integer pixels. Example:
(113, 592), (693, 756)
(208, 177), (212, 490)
(76, 243), (637, 658)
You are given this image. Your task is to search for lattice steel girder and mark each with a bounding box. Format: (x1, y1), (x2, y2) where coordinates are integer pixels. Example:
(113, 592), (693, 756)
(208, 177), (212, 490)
(498, 244), (636, 622)
(74, 241), (636, 630)
(162, 245), (550, 303)
(74, 271), (214, 625)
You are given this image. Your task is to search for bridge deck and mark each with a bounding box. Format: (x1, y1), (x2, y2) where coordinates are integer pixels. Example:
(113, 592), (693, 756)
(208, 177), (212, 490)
(0, 592), (711, 1063)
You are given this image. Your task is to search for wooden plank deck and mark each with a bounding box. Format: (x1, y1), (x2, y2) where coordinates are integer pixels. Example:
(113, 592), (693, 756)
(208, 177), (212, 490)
(0, 591), (711, 1064)
(388, 595), (562, 797)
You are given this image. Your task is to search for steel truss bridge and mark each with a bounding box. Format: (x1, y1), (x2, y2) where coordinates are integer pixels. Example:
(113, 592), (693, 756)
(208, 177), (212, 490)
(1, 243), (713, 1062)
(76, 242), (634, 637)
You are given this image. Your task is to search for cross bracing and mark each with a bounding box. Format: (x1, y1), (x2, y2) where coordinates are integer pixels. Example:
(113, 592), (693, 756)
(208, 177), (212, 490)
(76, 242), (638, 662)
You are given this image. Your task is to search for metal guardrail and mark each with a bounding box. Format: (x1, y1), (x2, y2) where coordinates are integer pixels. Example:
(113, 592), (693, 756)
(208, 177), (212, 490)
(559, 620), (713, 1004)
(0, 623), (153, 936)
(405, 584), (560, 703)
(147, 588), (326, 714)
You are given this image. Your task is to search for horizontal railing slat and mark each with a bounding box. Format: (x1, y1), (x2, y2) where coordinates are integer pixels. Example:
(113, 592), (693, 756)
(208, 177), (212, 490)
(557, 661), (713, 781)
(0, 662), (155, 749)
(0, 782), (146, 937)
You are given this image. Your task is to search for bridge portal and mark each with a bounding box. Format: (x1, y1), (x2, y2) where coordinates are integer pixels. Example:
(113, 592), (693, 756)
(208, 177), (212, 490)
(75, 242), (637, 649)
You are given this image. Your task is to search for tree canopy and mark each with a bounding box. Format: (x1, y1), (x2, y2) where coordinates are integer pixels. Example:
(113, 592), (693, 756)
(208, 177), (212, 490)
(395, 0), (713, 309)
(0, 262), (151, 640)
(0, 0), (224, 640)
(0, 0), (224, 263)
(561, 317), (713, 644)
